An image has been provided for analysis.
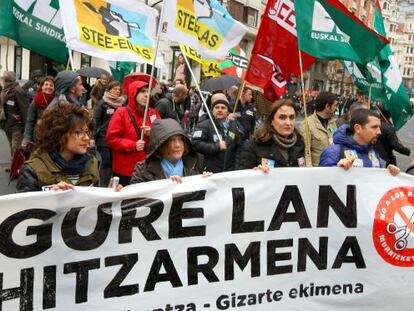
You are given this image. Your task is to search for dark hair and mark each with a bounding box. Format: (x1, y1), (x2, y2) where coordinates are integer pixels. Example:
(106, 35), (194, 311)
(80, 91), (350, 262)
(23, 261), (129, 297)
(36, 101), (92, 152)
(243, 87), (252, 94)
(37, 76), (55, 91)
(315, 91), (337, 112)
(349, 109), (380, 134)
(254, 99), (295, 142)
(106, 81), (121, 93)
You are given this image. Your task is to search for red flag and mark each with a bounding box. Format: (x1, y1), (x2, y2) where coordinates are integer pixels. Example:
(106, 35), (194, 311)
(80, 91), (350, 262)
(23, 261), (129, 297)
(246, 0), (316, 99)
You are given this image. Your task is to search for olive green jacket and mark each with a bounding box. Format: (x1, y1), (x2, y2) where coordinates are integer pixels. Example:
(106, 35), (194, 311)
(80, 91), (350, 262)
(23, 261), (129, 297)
(16, 150), (99, 192)
(300, 113), (337, 167)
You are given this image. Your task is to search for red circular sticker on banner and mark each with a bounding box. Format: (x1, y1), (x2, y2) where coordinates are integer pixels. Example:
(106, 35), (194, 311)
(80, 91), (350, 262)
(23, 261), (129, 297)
(373, 187), (414, 267)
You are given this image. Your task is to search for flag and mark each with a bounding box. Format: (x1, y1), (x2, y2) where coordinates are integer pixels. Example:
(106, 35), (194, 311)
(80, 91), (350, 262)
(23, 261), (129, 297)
(109, 61), (136, 82)
(160, 0), (247, 59)
(0, 0), (68, 64)
(372, 0), (412, 129)
(59, 0), (158, 63)
(179, 45), (220, 77)
(218, 46), (249, 78)
(244, 0), (316, 101)
(342, 60), (385, 101)
(294, 0), (389, 65)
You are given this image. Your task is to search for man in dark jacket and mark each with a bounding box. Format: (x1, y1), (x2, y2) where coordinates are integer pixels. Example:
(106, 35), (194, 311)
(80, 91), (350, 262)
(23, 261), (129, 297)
(154, 84), (190, 125)
(0, 71), (29, 161)
(22, 69), (44, 102)
(230, 87), (256, 141)
(48, 70), (85, 109)
(191, 93), (240, 173)
(319, 109), (399, 176)
(375, 108), (410, 166)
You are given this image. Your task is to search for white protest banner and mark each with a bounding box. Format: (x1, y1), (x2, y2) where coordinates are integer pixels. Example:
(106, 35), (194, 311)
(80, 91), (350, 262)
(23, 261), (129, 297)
(59, 0), (158, 63)
(0, 168), (413, 310)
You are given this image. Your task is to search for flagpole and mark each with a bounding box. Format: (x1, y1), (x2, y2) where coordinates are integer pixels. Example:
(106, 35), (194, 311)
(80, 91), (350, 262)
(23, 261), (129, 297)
(368, 84), (372, 108)
(140, 2), (166, 141)
(180, 47), (222, 140)
(5, 38), (9, 71)
(232, 56), (253, 113)
(298, 49), (312, 166)
(68, 49), (75, 71)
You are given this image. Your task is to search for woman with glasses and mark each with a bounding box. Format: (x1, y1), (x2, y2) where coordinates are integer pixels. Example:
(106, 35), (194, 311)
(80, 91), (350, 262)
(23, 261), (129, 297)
(16, 101), (100, 192)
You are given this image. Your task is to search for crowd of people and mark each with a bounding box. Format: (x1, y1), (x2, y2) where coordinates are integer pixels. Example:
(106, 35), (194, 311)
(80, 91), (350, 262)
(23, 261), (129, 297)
(0, 68), (412, 193)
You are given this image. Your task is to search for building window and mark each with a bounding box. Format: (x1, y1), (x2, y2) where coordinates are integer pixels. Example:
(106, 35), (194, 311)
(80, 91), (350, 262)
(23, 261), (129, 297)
(14, 46), (22, 80)
(80, 53), (91, 68)
(244, 7), (258, 27)
(228, 0), (244, 22)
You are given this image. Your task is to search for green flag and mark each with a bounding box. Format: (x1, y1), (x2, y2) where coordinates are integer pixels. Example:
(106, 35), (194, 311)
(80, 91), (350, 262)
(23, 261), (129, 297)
(342, 60), (386, 101)
(109, 62), (136, 83)
(294, 0), (388, 65)
(0, 0), (68, 64)
(372, 0), (412, 129)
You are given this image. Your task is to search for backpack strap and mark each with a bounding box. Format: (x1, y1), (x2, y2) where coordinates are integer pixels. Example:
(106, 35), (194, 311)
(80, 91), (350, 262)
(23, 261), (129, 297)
(126, 108), (141, 138)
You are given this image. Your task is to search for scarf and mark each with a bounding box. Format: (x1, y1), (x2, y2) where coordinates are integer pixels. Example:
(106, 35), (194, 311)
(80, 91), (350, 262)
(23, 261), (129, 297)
(49, 148), (91, 175)
(272, 132), (297, 162)
(272, 132), (297, 149)
(65, 94), (82, 107)
(161, 158), (184, 178)
(102, 91), (124, 109)
(34, 91), (55, 110)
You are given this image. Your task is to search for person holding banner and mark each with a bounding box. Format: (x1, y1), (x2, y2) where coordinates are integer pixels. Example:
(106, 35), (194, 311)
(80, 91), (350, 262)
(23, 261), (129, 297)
(319, 109), (400, 176)
(238, 99), (306, 171)
(130, 119), (207, 184)
(106, 80), (160, 186)
(16, 101), (99, 192)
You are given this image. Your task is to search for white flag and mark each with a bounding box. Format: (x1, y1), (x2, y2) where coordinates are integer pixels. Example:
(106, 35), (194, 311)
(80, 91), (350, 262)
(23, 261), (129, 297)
(160, 0), (247, 59)
(59, 0), (158, 63)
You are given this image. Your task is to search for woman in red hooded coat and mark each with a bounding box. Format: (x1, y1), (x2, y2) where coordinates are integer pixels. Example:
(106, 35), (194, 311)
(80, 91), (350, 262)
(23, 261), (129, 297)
(106, 80), (160, 186)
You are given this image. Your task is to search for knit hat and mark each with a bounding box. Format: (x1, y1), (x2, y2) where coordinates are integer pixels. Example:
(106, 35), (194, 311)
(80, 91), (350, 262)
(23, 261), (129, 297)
(211, 93), (230, 110)
(55, 70), (80, 95)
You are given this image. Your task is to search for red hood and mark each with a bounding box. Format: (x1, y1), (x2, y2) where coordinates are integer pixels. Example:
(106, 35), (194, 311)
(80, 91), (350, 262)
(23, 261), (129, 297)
(127, 80), (149, 113)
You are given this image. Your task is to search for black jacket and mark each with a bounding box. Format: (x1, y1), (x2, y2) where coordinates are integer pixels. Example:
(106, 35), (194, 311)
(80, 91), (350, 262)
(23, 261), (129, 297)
(191, 118), (240, 173)
(238, 133), (306, 169)
(93, 100), (119, 147)
(154, 93), (178, 120)
(232, 101), (256, 140)
(375, 120), (410, 166)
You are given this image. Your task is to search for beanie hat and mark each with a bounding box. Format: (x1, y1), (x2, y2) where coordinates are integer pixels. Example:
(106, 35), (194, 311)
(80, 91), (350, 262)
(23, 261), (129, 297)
(211, 93), (230, 110)
(55, 70), (80, 95)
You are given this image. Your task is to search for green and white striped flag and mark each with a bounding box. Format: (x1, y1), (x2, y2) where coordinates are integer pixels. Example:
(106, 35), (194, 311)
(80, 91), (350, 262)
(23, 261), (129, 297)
(371, 0), (412, 129)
